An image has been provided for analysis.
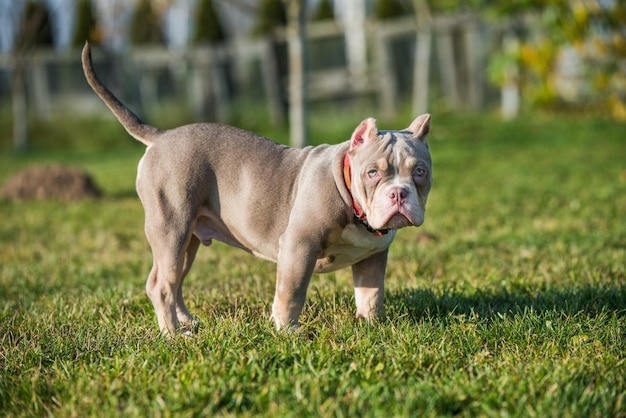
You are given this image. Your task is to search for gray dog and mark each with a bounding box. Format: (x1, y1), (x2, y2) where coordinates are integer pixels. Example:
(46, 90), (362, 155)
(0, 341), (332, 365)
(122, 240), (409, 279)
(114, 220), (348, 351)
(81, 43), (433, 336)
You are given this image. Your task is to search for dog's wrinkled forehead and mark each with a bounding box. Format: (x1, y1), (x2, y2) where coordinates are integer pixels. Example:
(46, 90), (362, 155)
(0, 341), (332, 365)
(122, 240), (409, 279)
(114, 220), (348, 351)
(365, 130), (431, 165)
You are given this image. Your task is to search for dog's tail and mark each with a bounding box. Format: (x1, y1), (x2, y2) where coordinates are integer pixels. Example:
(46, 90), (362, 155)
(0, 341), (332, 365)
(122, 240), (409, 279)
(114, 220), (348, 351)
(81, 42), (161, 146)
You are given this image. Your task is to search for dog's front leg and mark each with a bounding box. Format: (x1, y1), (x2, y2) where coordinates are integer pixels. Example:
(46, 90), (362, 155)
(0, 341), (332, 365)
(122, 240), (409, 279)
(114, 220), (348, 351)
(352, 249), (388, 319)
(271, 236), (320, 330)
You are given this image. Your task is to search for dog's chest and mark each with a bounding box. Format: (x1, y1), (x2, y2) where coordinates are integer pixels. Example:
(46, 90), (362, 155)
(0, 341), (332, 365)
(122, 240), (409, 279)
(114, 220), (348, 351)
(314, 224), (395, 273)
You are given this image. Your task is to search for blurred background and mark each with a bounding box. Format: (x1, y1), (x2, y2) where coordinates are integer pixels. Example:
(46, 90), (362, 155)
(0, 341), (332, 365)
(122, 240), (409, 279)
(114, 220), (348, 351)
(0, 0), (624, 151)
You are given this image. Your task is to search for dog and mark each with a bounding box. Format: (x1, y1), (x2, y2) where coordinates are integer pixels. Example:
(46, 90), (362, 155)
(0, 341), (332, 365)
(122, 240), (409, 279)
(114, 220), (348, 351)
(81, 42), (433, 336)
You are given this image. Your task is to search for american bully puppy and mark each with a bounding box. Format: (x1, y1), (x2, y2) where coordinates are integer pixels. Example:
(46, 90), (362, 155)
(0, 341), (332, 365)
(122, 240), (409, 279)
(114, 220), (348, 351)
(81, 43), (433, 336)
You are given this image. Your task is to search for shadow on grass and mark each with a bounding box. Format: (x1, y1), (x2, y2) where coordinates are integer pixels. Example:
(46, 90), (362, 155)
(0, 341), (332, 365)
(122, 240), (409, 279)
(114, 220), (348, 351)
(390, 283), (626, 323)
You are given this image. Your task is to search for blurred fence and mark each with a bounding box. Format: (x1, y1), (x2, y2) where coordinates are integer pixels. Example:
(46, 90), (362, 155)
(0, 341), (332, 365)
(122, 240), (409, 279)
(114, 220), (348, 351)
(0, 14), (514, 125)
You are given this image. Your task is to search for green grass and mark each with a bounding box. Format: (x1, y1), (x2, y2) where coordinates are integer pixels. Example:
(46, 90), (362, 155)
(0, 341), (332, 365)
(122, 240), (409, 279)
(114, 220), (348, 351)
(1, 110), (625, 417)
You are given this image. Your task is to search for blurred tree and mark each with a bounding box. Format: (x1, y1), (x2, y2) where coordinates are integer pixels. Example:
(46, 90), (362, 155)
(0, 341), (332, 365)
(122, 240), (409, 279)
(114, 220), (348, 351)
(11, 1), (52, 151)
(313, 0), (334, 21)
(374, 0), (411, 19)
(193, 0), (226, 43)
(18, 2), (53, 47)
(72, 0), (98, 46)
(490, 0), (626, 119)
(426, 0), (489, 14)
(253, 0), (287, 36)
(130, 0), (164, 45)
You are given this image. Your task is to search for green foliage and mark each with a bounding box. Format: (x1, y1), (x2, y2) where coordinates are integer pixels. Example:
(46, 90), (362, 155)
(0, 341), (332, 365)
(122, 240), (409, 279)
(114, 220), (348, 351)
(1, 113), (625, 417)
(193, 0), (226, 44)
(252, 0), (287, 36)
(487, 42), (516, 87)
(312, 0), (335, 21)
(130, 0), (164, 45)
(491, 0), (626, 119)
(425, 0), (490, 14)
(16, 1), (53, 48)
(374, 0), (411, 20)
(72, 0), (98, 47)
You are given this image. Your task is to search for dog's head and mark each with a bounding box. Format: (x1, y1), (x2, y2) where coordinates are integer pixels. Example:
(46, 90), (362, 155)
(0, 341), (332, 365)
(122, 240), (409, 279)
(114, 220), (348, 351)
(345, 114), (432, 231)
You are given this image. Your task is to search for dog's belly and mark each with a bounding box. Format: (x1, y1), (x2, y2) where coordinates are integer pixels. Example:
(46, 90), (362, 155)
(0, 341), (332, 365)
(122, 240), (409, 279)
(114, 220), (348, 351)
(193, 207), (279, 262)
(314, 225), (395, 273)
(314, 248), (373, 273)
(193, 208), (394, 273)
(194, 217), (248, 250)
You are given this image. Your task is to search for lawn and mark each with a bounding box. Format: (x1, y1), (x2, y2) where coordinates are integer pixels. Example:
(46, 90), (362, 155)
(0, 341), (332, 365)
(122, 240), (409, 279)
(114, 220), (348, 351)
(0, 110), (625, 417)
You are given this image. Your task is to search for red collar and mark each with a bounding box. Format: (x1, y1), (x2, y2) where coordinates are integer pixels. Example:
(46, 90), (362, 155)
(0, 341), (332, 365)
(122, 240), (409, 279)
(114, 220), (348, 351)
(343, 153), (389, 236)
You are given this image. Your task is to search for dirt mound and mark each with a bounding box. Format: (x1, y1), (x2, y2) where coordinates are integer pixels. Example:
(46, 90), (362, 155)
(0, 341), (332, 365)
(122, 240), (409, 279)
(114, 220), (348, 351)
(1, 165), (102, 201)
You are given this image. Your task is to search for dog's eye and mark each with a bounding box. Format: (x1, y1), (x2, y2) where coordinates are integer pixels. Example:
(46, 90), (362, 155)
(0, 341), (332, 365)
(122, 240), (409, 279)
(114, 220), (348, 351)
(414, 168), (426, 177)
(367, 169), (378, 178)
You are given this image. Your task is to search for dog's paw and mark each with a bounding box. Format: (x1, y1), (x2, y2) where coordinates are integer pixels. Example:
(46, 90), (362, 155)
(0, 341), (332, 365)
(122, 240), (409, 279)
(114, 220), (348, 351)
(190, 317), (200, 331)
(272, 316), (300, 332)
(178, 317), (200, 337)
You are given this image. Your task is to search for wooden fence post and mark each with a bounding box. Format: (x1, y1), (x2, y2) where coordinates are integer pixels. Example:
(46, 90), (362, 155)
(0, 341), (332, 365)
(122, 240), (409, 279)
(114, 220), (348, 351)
(412, 0), (432, 115)
(285, 0), (308, 148)
(138, 65), (161, 116)
(463, 18), (483, 110)
(188, 50), (207, 120)
(344, 0), (367, 88)
(435, 18), (459, 110)
(374, 25), (396, 119)
(208, 46), (231, 122)
(259, 39), (285, 126)
(12, 63), (28, 152)
(413, 28), (432, 116)
(32, 56), (51, 118)
(501, 34), (520, 119)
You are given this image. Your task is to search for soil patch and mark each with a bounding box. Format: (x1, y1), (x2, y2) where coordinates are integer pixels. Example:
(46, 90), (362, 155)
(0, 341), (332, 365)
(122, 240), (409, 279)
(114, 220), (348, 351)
(1, 165), (102, 201)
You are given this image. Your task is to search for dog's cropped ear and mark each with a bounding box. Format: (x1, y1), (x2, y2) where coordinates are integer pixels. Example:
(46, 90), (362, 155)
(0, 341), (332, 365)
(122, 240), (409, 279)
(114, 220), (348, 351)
(407, 114), (431, 142)
(350, 118), (379, 150)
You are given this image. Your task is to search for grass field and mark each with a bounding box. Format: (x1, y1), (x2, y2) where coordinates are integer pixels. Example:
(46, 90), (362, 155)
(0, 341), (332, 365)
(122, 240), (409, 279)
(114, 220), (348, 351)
(0, 110), (625, 417)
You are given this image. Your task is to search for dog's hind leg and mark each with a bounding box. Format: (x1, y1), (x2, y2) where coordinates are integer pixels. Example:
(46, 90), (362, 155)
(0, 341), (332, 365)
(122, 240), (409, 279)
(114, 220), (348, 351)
(176, 235), (201, 334)
(145, 262), (179, 336)
(144, 214), (195, 337)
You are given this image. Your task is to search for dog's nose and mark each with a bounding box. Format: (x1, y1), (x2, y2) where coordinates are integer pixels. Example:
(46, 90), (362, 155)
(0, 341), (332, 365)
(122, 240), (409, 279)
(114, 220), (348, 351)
(387, 186), (408, 204)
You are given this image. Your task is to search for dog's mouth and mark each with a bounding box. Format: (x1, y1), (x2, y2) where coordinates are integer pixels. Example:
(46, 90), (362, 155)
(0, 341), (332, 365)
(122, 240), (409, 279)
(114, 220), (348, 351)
(384, 213), (412, 229)
(372, 205), (423, 230)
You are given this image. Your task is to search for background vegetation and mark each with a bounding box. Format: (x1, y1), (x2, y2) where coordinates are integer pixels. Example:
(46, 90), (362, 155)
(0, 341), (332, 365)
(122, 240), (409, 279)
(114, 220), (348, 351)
(0, 107), (624, 416)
